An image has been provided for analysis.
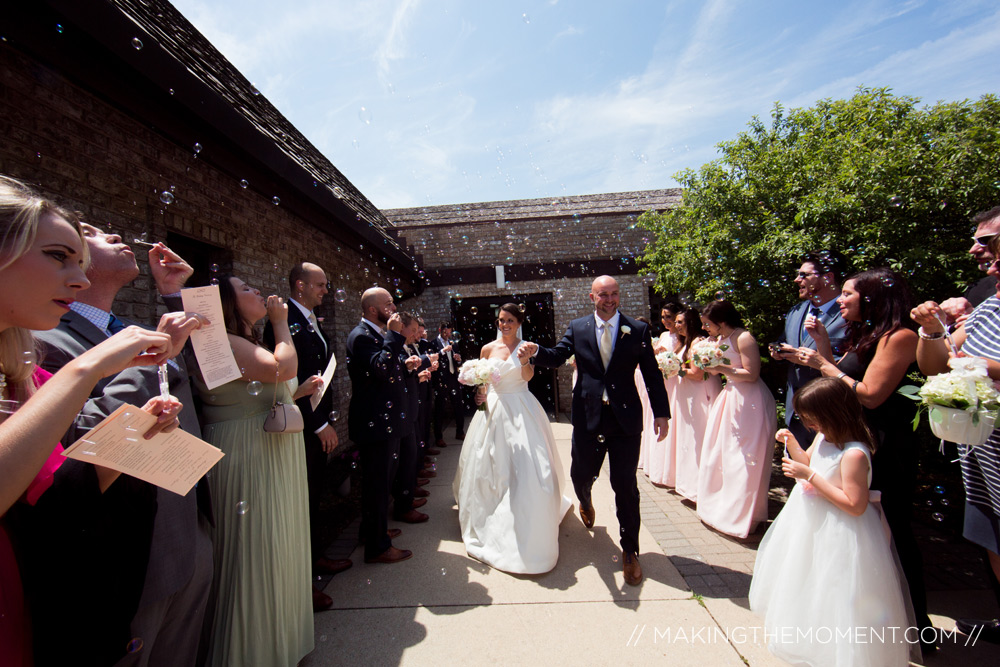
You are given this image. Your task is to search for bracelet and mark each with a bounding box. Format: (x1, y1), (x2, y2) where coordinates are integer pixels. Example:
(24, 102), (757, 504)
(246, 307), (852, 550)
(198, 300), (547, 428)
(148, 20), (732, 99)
(836, 372), (847, 380)
(918, 327), (945, 340)
(851, 379), (860, 392)
(806, 471), (816, 482)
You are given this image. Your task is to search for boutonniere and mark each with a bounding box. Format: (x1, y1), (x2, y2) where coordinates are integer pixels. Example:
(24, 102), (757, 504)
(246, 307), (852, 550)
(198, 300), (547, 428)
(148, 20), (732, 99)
(620, 325), (631, 336)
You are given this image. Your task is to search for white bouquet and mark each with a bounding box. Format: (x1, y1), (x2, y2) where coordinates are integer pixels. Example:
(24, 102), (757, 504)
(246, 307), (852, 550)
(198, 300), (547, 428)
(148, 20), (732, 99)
(655, 350), (683, 378)
(458, 358), (503, 411)
(690, 340), (731, 378)
(900, 356), (1000, 446)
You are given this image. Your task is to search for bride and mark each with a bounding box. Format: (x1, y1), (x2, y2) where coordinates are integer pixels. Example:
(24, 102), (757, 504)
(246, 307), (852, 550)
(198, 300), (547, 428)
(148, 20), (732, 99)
(453, 303), (573, 574)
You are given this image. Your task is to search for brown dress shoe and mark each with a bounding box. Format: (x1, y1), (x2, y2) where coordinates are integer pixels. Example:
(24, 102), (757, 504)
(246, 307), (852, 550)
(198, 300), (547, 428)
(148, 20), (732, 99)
(312, 586), (333, 611)
(394, 509), (429, 524)
(417, 478), (430, 486)
(314, 557), (352, 576)
(411, 498), (427, 508)
(580, 504), (595, 529)
(435, 438), (447, 448)
(365, 546), (413, 564)
(623, 552), (643, 586)
(426, 448), (442, 455)
(421, 469), (438, 478)
(414, 488), (430, 498)
(387, 528), (402, 539)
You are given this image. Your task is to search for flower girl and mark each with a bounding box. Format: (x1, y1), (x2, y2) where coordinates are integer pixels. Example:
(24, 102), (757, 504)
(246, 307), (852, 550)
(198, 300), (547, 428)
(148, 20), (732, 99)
(749, 377), (914, 667)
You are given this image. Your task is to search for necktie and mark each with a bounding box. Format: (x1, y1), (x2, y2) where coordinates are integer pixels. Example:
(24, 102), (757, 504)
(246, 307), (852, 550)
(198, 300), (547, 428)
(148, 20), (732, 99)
(107, 313), (127, 336)
(600, 322), (613, 369)
(810, 306), (822, 319)
(309, 312), (326, 352)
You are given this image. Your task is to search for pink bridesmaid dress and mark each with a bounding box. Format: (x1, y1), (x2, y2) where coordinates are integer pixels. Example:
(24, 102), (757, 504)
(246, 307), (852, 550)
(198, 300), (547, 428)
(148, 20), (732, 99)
(643, 333), (678, 485)
(670, 348), (722, 502)
(696, 333), (776, 538)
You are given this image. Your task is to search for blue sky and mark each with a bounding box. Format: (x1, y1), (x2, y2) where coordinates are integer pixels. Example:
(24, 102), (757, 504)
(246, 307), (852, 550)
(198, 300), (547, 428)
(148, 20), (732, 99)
(170, 0), (1000, 210)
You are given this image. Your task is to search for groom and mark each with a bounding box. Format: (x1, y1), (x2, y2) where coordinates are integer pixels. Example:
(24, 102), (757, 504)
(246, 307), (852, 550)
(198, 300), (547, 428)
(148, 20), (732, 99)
(519, 276), (669, 585)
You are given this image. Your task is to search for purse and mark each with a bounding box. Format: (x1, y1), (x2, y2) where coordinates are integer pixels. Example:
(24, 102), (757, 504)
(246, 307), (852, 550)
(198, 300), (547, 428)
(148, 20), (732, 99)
(262, 373), (304, 433)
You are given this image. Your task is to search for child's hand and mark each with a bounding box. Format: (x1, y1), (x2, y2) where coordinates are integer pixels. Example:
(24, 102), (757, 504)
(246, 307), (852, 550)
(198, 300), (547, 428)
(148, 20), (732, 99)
(781, 456), (812, 480)
(775, 428), (799, 450)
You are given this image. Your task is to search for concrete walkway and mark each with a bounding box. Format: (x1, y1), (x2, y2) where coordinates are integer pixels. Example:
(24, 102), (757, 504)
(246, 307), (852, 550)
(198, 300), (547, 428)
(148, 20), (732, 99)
(305, 421), (1000, 666)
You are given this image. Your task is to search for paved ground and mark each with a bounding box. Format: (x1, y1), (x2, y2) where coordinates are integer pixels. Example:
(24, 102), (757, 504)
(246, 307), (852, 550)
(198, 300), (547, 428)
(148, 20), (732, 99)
(307, 419), (1000, 666)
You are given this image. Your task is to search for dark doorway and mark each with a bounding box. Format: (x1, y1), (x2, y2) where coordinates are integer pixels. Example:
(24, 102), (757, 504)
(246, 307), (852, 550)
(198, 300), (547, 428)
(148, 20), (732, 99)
(450, 292), (558, 416)
(166, 232), (233, 288)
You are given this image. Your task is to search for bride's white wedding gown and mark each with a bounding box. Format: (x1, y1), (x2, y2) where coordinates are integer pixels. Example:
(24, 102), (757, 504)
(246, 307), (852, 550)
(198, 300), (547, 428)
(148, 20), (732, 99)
(453, 344), (573, 574)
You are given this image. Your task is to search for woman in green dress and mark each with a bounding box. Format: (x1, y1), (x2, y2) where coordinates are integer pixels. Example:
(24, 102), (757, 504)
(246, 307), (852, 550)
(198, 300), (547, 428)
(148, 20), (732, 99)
(198, 275), (315, 666)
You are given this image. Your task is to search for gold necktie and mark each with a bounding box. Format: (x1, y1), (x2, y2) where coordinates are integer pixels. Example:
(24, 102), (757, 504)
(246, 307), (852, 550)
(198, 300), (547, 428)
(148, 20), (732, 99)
(600, 323), (613, 369)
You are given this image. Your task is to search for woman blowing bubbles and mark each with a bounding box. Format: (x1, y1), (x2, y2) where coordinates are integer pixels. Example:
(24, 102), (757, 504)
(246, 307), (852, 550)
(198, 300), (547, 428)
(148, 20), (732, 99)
(0, 175), (181, 664)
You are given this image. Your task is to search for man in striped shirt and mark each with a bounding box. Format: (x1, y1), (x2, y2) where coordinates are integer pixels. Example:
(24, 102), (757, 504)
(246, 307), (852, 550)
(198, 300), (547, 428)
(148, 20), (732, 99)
(913, 205), (1000, 644)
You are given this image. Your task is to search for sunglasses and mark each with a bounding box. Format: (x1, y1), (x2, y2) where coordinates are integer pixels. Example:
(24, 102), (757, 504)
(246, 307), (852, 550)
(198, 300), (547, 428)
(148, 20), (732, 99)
(795, 271), (819, 279)
(973, 233), (998, 248)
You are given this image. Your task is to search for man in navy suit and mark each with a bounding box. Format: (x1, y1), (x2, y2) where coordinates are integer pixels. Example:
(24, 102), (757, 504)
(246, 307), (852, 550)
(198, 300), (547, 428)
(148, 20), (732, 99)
(772, 250), (848, 446)
(519, 276), (669, 585)
(346, 287), (412, 564)
(264, 262), (351, 610)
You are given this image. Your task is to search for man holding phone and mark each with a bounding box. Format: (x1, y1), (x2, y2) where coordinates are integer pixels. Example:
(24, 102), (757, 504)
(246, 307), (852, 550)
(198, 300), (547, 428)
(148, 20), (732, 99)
(770, 250), (848, 445)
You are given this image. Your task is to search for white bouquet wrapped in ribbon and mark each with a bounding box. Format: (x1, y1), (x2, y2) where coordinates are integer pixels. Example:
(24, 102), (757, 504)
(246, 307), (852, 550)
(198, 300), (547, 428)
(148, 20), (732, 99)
(900, 356), (1000, 446)
(655, 350), (683, 378)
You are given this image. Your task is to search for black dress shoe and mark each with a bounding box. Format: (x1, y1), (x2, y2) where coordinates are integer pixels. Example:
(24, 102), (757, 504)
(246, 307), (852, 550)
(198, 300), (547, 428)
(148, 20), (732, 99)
(956, 618), (1000, 644)
(312, 586), (333, 611)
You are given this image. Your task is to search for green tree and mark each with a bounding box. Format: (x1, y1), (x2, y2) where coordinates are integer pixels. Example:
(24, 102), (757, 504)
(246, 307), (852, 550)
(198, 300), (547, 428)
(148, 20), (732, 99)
(639, 87), (1000, 342)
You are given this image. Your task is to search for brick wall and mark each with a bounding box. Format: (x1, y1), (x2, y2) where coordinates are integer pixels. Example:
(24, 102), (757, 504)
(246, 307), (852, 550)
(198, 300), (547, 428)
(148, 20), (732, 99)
(0, 43), (407, 442)
(387, 193), (678, 412)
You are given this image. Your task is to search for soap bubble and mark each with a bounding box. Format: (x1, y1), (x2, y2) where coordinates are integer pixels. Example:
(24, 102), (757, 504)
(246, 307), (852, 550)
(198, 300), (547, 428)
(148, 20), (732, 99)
(358, 106), (372, 124)
(209, 263), (220, 273)
(131, 38), (143, 50)
(334, 289), (348, 303)
(597, 435), (605, 443)
(470, 307), (478, 315)
(159, 190), (175, 205)
(329, 410), (340, 422)
(333, 186), (344, 199)
(236, 501), (249, 515)
(126, 638), (144, 653)
(289, 323), (301, 335)
(247, 381), (263, 396)
(240, 179), (249, 189)
(272, 196), (280, 206)
(888, 196), (902, 207)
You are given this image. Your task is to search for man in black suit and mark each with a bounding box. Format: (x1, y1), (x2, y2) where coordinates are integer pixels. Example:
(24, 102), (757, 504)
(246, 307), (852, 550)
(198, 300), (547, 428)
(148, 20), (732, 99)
(346, 287), (412, 564)
(389, 311), (430, 523)
(519, 276), (669, 585)
(431, 321), (465, 446)
(32, 224), (212, 666)
(264, 262), (351, 610)
(415, 317), (439, 463)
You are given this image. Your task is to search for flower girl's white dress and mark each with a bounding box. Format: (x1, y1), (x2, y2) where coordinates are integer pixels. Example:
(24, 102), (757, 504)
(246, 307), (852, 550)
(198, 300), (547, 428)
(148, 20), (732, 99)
(453, 344), (573, 574)
(749, 436), (911, 666)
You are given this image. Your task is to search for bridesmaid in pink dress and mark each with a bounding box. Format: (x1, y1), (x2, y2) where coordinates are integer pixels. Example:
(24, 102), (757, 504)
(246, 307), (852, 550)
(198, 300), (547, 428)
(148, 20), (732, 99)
(696, 300), (776, 538)
(642, 305), (682, 482)
(669, 309), (722, 502)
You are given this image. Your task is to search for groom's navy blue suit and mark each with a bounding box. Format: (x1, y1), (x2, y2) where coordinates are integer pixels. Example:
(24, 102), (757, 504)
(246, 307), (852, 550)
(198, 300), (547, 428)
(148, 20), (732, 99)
(533, 311), (669, 555)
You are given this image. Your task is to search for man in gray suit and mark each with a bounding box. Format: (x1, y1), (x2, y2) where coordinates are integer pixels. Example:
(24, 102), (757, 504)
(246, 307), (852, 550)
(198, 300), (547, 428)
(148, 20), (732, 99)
(772, 250), (848, 445)
(34, 223), (212, 666)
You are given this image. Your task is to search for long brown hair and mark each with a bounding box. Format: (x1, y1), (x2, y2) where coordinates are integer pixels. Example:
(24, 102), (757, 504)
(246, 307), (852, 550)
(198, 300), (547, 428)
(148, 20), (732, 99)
(674, 307), (705, 361)
(216, 274), (262, 346)
(842, 268), (914, 361)
(793, 377), (876, 451)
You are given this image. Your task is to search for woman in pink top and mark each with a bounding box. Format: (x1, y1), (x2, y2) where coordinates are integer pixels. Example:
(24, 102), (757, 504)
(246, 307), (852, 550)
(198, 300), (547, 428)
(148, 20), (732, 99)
(0, 175), (180, 666)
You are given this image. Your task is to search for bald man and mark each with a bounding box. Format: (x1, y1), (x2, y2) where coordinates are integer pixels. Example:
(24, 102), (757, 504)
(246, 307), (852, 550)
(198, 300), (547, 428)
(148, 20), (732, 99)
(346, 288), (412, 564)
(265, 262), (351, 610)
(519, 276), (669, 585)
